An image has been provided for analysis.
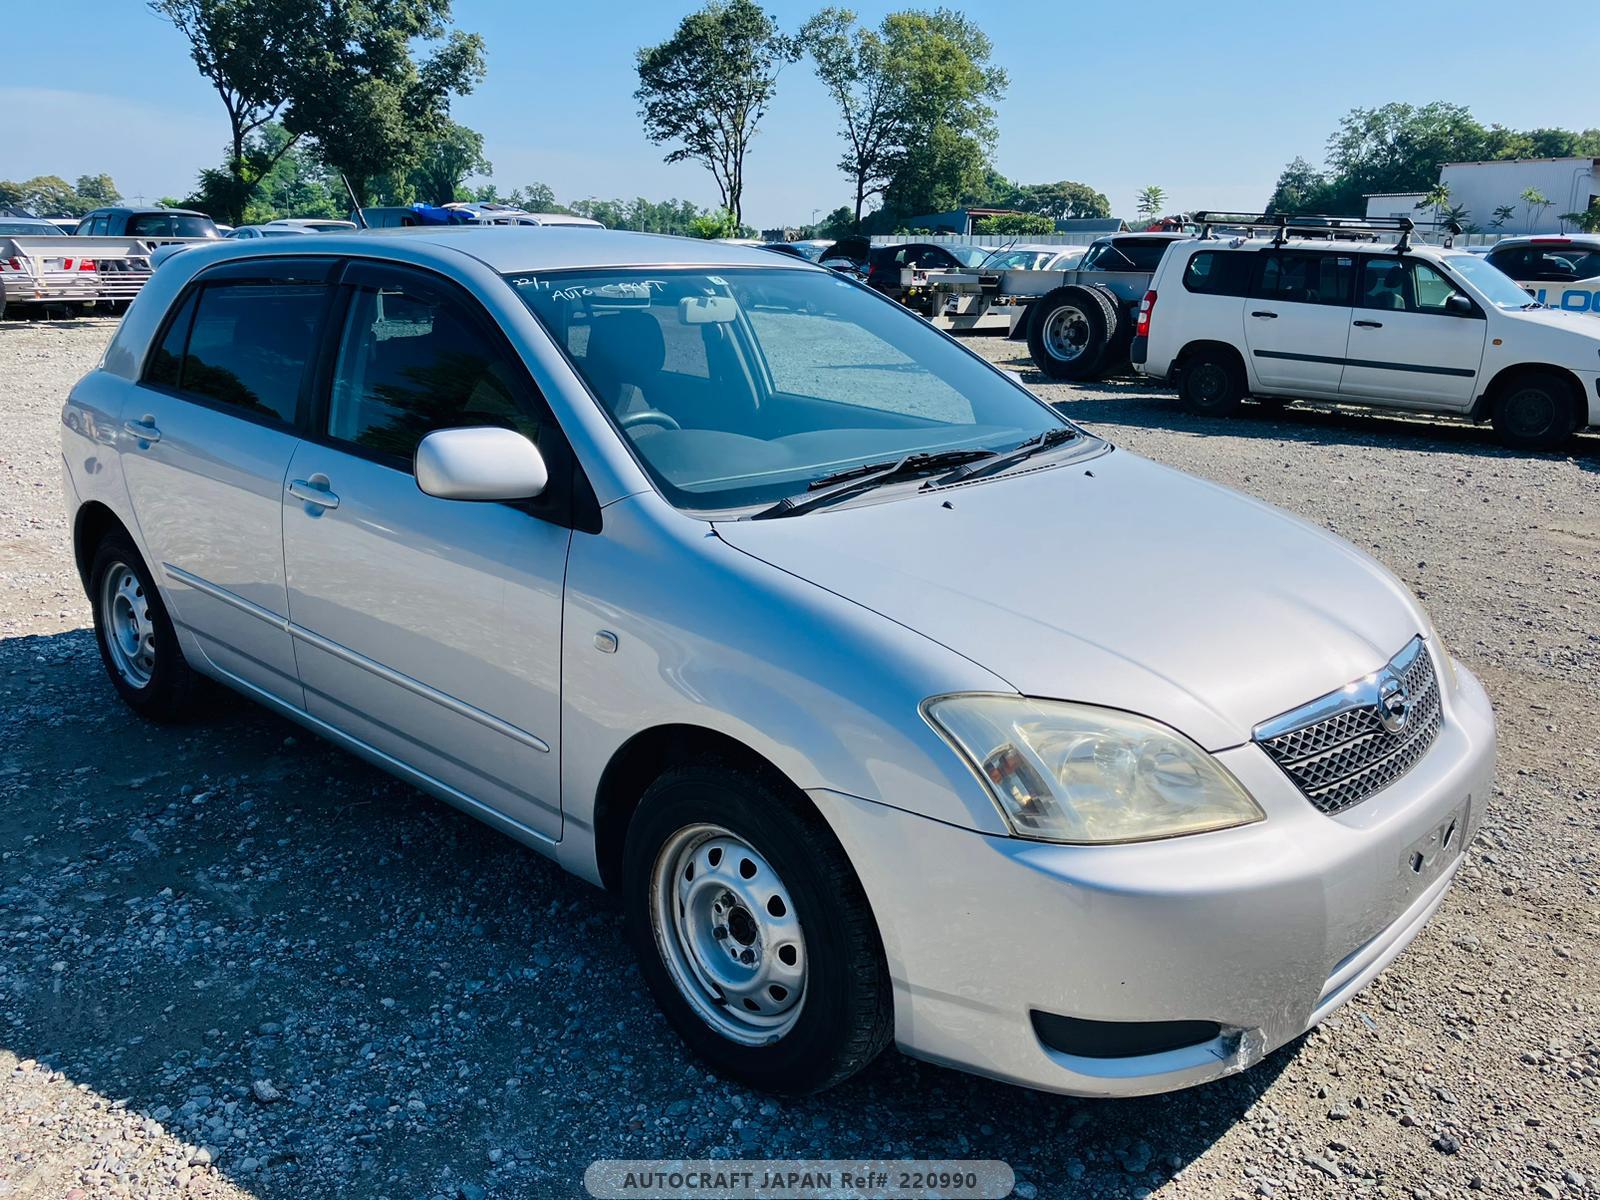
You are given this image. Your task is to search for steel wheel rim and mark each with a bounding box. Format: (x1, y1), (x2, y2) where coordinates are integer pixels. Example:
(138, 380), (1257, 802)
(1042, 304), (1090, 362)
(650, 822), (807, 1045)
(1191, 363), (1228, 405)
(1505, 387), (1555, 437)
(101, 562), (155, 689)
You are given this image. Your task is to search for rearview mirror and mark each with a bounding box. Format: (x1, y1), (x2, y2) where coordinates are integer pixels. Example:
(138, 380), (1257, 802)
(415, 427), (547, 501)
(680, 295), (739, 324)
(1445, 293), (1474, 316)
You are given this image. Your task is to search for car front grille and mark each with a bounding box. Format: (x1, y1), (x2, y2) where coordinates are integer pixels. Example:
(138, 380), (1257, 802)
(1254, 637), (1443, 815)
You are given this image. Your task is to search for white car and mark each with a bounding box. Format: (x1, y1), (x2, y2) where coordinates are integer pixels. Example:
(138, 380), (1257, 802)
(1132, 227), (1600, 449)
(1483, 234), (1600, 315)
(63, 229), (1495, 1098)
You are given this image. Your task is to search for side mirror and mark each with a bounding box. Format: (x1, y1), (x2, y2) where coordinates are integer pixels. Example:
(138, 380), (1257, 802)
(1445, 293), (1474, 316)
(415, 427), (547, 501)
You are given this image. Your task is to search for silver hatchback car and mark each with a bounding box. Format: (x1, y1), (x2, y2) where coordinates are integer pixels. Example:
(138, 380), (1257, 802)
(62, 229), (1496, 1098)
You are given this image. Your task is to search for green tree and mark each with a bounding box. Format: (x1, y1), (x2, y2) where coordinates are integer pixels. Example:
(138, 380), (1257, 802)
(409, 121), (491, 205)
(1011, 180), (1110, 221)
(1520, 186), (1552, 233)
(874, 8), (1007, 225)
(1559, 205), (1600, 234)
(636, 0), (799, 226)
(1489, 203), (1516, 230)
(1136, 184), (1166, 225)
(73, 174), (122, 209)
(802, 7), (909, 231)
(975, 212), (1053, 236)
(152, 0), (486, 221)
(0, 175), (85, 215)
(687, 209), (742, 239)
(1416, 182), (1451, 228)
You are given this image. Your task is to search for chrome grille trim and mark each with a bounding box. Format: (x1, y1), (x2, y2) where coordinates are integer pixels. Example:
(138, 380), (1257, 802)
(1254, 637), (1443, 815)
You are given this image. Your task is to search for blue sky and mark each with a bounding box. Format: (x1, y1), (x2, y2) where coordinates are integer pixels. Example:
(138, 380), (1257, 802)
(3, 0), (1596, 227)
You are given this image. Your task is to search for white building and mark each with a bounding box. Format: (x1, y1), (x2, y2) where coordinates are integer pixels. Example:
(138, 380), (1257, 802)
(1365, 192), (1426, 221)
(1438, 157), (1598, 235)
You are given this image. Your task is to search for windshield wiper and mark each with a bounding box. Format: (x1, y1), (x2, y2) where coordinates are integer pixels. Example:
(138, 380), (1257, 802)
(927, 426), (1080, 486)
(751, 448), (996, 519)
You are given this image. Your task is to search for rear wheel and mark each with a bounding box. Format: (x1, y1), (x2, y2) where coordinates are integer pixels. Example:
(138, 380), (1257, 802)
(88, 530), (202, 721)
(623, 761), (892, 1094)
(1027, 286), (1109, 380)
(1178, 348), (1246, 416)
(1491, 371), (1577, 451)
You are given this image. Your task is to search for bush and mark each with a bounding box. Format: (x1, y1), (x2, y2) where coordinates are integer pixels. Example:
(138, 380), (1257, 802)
(974, 212), (1054, 236)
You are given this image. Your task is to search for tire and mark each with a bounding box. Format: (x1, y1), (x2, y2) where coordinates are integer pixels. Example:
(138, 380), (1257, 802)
(1027, 285), (1109, 380)
(1087, 283), (1133, 368)
(88, 529), (202, 722)
(1178, 347), (1247, 416)
(622, 760), (893, 1095)
(1490, 371), (1577, 451)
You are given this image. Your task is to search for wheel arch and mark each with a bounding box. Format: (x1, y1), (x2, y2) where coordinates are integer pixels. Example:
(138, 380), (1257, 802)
(592, 723), (811, 895)
(1174, 338), (1248, 379)
(72, 500), (136, 589)
(1478, 362), (1588, 428)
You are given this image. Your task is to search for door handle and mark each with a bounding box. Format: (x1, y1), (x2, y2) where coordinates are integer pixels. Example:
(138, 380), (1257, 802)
(288, 477), (340, 510)
(1353, 320), (1383, 329)
(1250, 310), (1278, 319)
(122, 417), (161, 444)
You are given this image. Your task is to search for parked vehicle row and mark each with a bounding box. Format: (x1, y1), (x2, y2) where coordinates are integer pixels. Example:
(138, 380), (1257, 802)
(65, 227), (1495, 1100)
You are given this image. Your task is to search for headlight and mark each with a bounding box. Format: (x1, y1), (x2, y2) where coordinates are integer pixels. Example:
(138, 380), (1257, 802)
(924, 695), (1264, 844)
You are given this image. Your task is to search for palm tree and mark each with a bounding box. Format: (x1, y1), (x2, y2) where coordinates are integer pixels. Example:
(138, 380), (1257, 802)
(1415, 183), (1450, 231)
(1520, 187), (1552, 234)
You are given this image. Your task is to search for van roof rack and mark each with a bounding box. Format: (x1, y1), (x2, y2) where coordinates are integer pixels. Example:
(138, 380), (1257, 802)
(1188, 211), (1454, 252)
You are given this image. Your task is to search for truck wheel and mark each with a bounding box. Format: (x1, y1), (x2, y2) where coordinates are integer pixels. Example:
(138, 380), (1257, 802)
(1179, 349), (1246, 415)
(623, 760), (892, 1095)
(1490, 371), (1577, 451)
(1027, 286), (1108, 380)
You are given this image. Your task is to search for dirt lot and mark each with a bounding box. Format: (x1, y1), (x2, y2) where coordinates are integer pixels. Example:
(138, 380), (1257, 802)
(2, 317), (1597, 1200)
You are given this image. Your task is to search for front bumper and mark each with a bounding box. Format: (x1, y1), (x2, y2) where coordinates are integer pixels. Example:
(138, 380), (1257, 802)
(810, 656), (1495, 1097)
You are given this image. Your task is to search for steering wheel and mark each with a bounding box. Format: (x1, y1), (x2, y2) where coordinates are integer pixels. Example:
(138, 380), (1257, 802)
(618, 408), (682, 432)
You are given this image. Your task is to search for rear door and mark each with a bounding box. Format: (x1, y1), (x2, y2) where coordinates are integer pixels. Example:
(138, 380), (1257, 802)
(119, 257), (339, 706)
(280, 260), (572, 840)
(1242, 249), (1356, 396)
(1339, 257), (1486, 408)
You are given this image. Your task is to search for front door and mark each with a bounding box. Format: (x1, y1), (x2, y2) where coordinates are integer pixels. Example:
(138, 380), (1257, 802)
(1242, 249), (1356, 396)
(118, 259), (338, 706)
(281, 261), (571, 840)
(1340, 257), (1487, 408)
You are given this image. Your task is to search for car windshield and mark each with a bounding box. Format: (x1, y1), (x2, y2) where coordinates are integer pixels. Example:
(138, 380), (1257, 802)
(1442, 253), (1542, 309)
(981, 249), (1052, 271)
(0, 221), (62, 236)
(509, 267), (1080, 512)
(947, 245), (990, 268)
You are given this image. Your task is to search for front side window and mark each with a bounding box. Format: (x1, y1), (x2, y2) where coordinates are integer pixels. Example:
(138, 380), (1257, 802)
(509, 267), (1077, 511)
(327, 270), (542, 461)
(157, 281), (327, 423)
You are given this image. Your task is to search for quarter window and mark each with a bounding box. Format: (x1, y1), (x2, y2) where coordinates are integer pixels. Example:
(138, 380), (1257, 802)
(1252, 253), (1355, 305)
(1181, 252), (1252, 296)
(327, 271), (542, 461)
(149, 281), (327, 424)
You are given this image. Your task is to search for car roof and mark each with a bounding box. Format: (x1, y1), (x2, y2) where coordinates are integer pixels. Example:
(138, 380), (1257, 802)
(179, 227), (816, 274)
(1487, 234), (1600, 249)
(92, 206), (212, 218)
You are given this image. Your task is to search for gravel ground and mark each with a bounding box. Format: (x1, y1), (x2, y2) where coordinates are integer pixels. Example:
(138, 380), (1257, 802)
(1, 317), (1597, 1200)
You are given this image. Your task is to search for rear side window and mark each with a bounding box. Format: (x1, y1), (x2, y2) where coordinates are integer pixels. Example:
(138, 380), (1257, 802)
(327, 270), (542, 461)
(1252, 252), (1355, 305)
(154, 281), (328, 423)
(1182, 252), (1252, 296)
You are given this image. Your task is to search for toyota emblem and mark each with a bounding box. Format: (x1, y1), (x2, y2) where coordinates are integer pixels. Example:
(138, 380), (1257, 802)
(1376, 672), (1410, 734)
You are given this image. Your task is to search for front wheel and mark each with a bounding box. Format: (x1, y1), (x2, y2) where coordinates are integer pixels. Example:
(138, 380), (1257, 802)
(1491, 371), (1577, 451)
(623, 761), (892, 1094)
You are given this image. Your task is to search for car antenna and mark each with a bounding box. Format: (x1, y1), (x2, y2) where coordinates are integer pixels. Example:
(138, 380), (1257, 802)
(341, 175), (369, 229)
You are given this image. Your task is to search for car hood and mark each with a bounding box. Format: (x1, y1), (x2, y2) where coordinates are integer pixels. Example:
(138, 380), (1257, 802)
(713, 448), (1425, 751)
